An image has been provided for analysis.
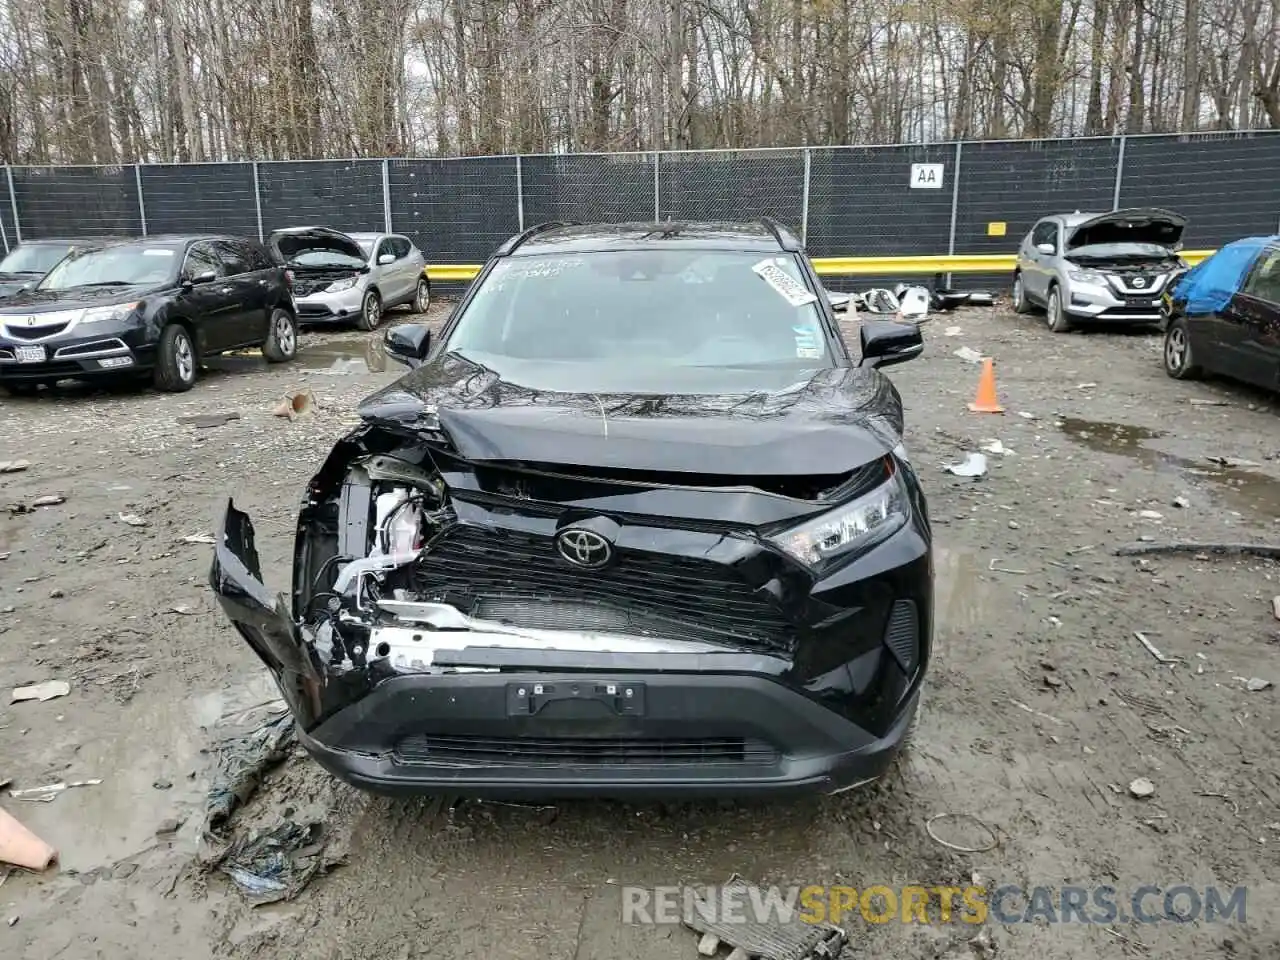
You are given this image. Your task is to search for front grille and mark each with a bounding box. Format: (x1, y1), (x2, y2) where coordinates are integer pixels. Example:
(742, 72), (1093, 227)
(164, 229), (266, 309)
(6, 323), (69, 340)
(395, 734), (778, 767)
(415, 525), (796, 653)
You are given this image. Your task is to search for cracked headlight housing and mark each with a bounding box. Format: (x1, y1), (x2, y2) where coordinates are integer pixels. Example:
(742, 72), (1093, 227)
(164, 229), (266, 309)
(769, 463), (910, 571)
(327, 276), (359, 293)
(80, 302), (140, 324)
(1067, 269), (1107, 285)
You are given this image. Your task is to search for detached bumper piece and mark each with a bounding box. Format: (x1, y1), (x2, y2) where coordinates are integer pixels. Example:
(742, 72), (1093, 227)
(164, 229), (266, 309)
(684, 876), (849, 960)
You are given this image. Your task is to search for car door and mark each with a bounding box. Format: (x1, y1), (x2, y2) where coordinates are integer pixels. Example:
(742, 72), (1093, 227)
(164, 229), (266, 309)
(391, 236), (419, 302)
(1024, 220), (1058, 302)
(1221, 246), (1280, 390)
(178, 241), (242, 353)
(211, 239), (265, 346)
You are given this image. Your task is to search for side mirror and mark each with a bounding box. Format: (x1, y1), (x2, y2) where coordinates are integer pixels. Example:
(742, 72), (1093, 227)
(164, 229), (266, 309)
(384, 323), (432, 369)
(827, 292), (851, 313)
(377, 253), (396, 265)
(859, 320), (923, 370)
(1036, 243), (1055, 256)
(183, 269), (217, 288)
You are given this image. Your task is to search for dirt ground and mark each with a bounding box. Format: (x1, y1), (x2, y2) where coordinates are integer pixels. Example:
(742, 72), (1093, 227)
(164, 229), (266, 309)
(2, 300), (1279, 960)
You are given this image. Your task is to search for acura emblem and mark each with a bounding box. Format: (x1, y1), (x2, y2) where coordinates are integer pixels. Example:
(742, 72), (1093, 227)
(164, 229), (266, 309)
(555, 528), (613, 569)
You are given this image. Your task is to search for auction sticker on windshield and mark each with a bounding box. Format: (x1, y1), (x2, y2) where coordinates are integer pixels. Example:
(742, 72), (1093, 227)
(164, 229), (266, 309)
(753, 259), (818, 307)
(142, 249), (175, 256)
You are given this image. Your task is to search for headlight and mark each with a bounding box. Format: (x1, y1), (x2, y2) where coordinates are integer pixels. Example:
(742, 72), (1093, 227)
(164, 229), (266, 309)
(768, 465), (909, 570)
(1067, 269), (1107, 285)
(327, 276), (359, 292)
(80, 302), (139, 324)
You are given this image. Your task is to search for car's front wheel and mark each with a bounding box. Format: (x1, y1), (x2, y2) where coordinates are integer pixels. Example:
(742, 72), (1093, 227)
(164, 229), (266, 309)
(263, 307), (298, 363)
(1012, 272), (1031, 314)
(1046, 285), (1073, 333)
(153, 323), (197, 393)
(413, 277), (431, 314)
(1163, 317), (1202, 380)
(358, 290), (382, 331)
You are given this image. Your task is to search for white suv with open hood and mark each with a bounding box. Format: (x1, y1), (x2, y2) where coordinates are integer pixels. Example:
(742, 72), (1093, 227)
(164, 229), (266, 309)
(267, 226), (430, 330)
(1012, 208), (1188, 333)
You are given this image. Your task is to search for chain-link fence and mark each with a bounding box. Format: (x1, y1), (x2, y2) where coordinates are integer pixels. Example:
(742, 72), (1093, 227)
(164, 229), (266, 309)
(2, 132), (1277, 273)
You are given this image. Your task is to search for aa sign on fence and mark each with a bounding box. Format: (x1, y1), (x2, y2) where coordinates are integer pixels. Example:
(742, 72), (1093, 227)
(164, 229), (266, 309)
(910, 163), (944, 189)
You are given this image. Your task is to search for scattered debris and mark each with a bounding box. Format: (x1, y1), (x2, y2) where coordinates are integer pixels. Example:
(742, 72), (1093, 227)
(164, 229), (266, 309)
(1044, 675), (1063, 688)
(1272, 595), (1280, 621)
(177, 412), (241, 429)
(1128, 777), (1156, 799)
(943, 453), (988, 478)
(967, 927), (998, 959)
(1116, 542), (1280, 560)
(0, 460), (30, 473)
(1188, 398), (1230, 407)
(8, 779), (102, 802)
(156, 818), (183, 836)
(1102, 926), (1150, 951)
(953, 346), (984, 364)
(47, 588), (63, 599)
(1206, 455), (1258, 468)
(169, 605), (196, 616)
(925, 812), (999, 853)
(1077, 382), (1098, 389)
(1173, 496), (1190, 508)
(682, 875), (848, 960)
(271, 389), (317, 420)
(218, 819), (346, 906)
(861, 288), (900, 314)
(988, 558), (1027, 574)
(1133, 631), (1185, 666)
(153, 779), (173, 791)
(1010, 699), (1064, 725)
(0, 806), (56, 871)
(198, 710), (296, 863)
(980, 439), (1014, 456)
(181, 533), (217, 545)
(117, 512), (148, 527)
(1236, 677), (1273, 692)
(10, 494), (65, 514)
(11, 680), (71, 703)
(1197, 792), (1240, 815)
(896, 285), (930, 319)
(943, 325), (963, 337)
(1137, 510), (1164, 520)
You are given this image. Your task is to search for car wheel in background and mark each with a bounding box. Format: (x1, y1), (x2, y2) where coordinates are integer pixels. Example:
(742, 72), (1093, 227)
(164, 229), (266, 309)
(358, 290), (382, 331)
(1163, 317), (1202, 380)
(1046, 285), (1073, 333)
(413, 277), (431, 314)
(2, 381), (43, 397)
(1012, 272), (1031, 314)
(154, 323), (197, 393)
(263, 308), (298, 363)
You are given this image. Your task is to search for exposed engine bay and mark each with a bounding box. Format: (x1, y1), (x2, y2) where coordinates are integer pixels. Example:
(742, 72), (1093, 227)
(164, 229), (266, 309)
(291, 270), (362, 297)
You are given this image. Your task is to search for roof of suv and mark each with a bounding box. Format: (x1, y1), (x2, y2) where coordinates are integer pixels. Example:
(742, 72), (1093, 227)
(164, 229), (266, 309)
(505, 220), (802, 256)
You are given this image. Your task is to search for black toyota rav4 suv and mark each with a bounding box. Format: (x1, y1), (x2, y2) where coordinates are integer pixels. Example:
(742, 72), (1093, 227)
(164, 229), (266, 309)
(0, 234), (297, 394)
(212, 220), (932, 799)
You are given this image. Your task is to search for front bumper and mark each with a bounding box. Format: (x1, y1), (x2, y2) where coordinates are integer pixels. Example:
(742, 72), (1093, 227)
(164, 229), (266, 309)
(293, 284), (365, 323)
(1065, 279), (1167, 323)
(0, 318), (153, 383)
(211, 482), (932, 800)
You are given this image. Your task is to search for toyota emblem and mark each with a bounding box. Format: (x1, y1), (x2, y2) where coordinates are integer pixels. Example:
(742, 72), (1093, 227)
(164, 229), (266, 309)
(555, 528), (614, 569)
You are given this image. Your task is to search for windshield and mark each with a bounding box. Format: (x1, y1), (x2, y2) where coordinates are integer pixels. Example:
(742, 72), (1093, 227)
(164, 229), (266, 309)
(446, 250), (831, 372)
(0, 243), (73, 276)
(38, 245), (178, 290)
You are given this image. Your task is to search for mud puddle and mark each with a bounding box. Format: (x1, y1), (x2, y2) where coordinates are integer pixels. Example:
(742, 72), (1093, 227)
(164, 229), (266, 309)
(1058, 416), (1280, 517)
(297, 335), (388, 374)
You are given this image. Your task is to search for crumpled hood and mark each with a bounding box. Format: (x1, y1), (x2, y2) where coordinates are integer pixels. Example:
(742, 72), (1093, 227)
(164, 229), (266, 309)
(1067, 208), (1187, 250)
(357, 353), (904, 476)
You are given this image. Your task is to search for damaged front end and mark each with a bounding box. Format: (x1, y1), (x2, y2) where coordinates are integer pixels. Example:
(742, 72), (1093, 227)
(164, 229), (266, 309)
(210, 421), (931, 798)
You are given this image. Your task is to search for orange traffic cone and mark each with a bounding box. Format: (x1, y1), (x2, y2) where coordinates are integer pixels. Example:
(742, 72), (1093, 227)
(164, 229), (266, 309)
(0, 805), (57, 871)
(968, 358), (1004, 413)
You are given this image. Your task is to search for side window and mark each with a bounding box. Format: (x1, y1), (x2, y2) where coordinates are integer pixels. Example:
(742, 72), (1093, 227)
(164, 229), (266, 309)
(1243, 250), (1280, 304)
(375, 238), (397, 263)
(391, 237), (412, 259)
(212, 240), (251, 275)
(183, 242), (225, 280)
(1031, 221), (1058, 251)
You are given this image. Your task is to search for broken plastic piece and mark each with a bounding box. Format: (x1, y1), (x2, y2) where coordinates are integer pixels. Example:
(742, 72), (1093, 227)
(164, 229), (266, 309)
(11, 680), (70, 704)
(683, 875), (848, 960)
(943, 453), (988, 478)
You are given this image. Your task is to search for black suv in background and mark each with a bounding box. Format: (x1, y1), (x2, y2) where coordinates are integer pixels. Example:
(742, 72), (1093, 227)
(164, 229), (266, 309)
(0, 234), (298, 395)
(0, 237), (122, 301)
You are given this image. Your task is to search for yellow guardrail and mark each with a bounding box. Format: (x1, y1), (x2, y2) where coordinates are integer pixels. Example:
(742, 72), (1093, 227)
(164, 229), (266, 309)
(425, 249), (1217, 283)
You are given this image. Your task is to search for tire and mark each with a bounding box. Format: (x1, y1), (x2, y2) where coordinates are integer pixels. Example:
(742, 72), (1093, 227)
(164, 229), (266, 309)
(1163, 317), (1202, 380)
(153, 323), (197, 393)
(1046, 285), (1074, 333)
(357, 290), (382, 331)
(412, 277), (431, 314)
(263, 307), (298, 363)
(1012, 272), (1032, 314)
(2, 381), (41, 397)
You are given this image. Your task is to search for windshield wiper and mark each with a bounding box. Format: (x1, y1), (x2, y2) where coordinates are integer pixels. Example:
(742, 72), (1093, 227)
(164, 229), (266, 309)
(75, 280), (134, 287)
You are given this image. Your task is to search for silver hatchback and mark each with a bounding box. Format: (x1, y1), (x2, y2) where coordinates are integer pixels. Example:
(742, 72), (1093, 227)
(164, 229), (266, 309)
(267, 227), (430, 330)
(1012, 208), (1187, 333)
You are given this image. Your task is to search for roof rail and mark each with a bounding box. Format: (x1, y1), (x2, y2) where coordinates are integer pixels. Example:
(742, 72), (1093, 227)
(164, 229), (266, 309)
(757, 217), (802, 252)
(495, 221), (582, 257)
